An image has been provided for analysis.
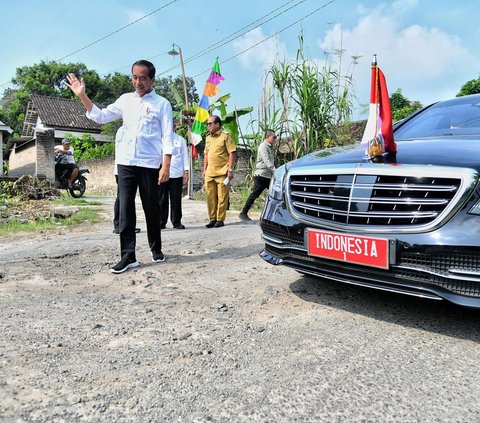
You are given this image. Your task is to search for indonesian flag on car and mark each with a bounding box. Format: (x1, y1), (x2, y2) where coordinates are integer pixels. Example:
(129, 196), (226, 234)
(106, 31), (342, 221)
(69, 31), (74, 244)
(361, 55), (396, 157)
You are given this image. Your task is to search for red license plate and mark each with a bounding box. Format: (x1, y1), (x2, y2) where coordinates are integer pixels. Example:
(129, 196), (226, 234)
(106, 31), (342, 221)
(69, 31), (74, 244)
(306, 229), (389, 269)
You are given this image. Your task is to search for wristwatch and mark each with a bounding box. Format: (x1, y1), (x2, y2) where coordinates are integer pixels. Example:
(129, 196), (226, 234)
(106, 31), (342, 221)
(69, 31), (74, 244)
(228, 168), (233, 172)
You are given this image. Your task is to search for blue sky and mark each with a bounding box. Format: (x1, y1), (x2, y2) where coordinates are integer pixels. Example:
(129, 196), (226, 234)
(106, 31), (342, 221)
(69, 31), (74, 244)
(1, 0), (479, 123)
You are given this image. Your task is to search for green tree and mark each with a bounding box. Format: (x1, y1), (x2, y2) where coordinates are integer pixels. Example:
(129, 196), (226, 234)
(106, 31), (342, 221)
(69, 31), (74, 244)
(12, 60), (98, 98)
(92, 72), (132, 105)
(457, 77), (480, 97)
(0, 61), (103, 135)
(389, 88), (423, 122)
(390, 88), (410, 111)
(154, 75), (199, 112)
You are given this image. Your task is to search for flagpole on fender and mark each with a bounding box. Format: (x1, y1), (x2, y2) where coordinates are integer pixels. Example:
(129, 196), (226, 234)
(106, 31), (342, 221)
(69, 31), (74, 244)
(372, 54), (379, 139)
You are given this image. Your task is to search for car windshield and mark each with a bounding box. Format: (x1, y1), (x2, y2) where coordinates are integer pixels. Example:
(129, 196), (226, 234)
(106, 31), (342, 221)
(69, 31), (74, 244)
(394, 95), (480, 139)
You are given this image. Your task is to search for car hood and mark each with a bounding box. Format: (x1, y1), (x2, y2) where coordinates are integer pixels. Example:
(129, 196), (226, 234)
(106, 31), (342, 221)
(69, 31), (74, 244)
(292, 136), (480, 171)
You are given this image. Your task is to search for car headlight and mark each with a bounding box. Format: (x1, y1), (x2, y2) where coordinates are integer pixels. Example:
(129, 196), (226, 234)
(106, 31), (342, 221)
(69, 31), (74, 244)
(269, 164), (287, 201)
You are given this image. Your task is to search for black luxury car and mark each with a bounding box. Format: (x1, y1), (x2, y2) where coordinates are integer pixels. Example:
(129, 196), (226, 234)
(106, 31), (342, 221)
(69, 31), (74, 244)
(260, 93), (480, 308)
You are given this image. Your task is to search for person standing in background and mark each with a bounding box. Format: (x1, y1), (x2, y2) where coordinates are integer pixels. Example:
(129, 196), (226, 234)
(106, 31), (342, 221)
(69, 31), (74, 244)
(159, 120), (189, 229)
(203, 115), (236, 228)
(239, 129), (276, 221)
(67, 59), (174, 274)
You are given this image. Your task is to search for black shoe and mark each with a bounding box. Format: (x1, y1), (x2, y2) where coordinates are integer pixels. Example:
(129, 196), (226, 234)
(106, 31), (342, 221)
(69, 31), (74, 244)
(205, 220), (217, 228)
(214, 221), (224, 228)
(110, 258), (139, 274)
(135, 228), (141, 233)
(173, 224), (185, 229)
(151, 252), (165, 263)
(239, 212), (252, 222)
(113, 228), (119, 234)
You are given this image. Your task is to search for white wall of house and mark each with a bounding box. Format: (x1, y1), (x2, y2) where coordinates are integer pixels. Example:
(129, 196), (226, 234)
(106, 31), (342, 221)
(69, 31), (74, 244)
(1, 132), (3, 176)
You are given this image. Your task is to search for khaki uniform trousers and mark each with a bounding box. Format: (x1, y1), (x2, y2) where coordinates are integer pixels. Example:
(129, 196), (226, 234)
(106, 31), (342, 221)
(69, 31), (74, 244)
(205, 174), (230, 222)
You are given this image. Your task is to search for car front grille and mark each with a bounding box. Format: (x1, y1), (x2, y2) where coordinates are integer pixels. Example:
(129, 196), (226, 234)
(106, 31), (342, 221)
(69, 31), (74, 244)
(287, 164), (477, 231)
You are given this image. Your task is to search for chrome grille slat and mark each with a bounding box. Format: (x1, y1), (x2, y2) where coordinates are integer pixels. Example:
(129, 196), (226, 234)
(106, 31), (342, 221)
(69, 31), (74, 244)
(291, 191), (449, 205)
(292, 201), (439, 218)
(291, 181), (458, 192)
(286, 164), (477, 232)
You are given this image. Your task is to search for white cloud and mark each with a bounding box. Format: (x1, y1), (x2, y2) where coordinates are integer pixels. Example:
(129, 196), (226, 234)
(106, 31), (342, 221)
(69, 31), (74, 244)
(318, 4), (480, 116)
(232, 27), (288, 70)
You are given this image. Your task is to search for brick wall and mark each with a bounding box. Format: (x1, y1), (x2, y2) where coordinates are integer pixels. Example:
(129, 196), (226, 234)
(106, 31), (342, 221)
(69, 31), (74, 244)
(77, 147), (252, 194)
(8, 138), (253, 192)
(8, 140), (37, 178)
(80, 155), (116, 193)
(8, 130), (56, 180)
(36, 130), (55, 181)
(191, 148), (251, 189)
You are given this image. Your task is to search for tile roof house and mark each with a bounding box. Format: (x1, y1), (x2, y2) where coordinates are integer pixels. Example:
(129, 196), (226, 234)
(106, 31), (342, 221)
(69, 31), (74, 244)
(21, 94), (105, 139)
(8, 95), (110, 181)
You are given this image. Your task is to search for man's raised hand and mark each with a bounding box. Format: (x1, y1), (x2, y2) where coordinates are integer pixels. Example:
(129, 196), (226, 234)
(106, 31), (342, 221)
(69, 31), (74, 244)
(66, 73), (85, 97)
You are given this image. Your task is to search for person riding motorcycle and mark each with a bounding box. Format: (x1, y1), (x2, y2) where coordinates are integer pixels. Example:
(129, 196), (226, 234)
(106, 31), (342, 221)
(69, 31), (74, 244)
(54, 139), (79, 188)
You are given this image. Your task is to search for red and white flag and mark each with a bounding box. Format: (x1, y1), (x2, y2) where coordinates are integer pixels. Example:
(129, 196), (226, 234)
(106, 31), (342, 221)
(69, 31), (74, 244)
(361, 55), (396, 156)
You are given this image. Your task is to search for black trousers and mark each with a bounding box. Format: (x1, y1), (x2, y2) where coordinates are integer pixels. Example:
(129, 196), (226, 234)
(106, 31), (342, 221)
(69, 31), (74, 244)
(242, 175), (271, 214)
(159, 176), (183, 226)
(56, 163), (77, 180)
(117, 164), (162, 261)
(113, 175), (120, 231)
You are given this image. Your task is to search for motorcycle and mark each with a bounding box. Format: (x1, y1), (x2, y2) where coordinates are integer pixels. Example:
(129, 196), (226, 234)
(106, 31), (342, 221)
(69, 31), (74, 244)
(55, 155), (89, 198)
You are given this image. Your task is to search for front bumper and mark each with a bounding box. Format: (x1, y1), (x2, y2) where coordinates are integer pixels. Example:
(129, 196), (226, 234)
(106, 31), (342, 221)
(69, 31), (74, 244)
(260, 197), (480, 308)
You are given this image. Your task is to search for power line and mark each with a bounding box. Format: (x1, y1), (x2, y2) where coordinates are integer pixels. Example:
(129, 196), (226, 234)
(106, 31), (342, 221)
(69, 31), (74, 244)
(156, 0), (308, 77)
(185, 0), (304, 65)
(0, 1), (177, 89)
(56, 1), (177, 62)
(106, 51), (171, 75)
(192, 0), (337, 79)
(105, 0), (303, 77)
(1, 0), (335, 91)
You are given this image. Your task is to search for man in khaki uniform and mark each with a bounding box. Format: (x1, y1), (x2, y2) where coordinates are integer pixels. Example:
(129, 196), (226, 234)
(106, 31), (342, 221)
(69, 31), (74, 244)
(203, 115), (236, 228)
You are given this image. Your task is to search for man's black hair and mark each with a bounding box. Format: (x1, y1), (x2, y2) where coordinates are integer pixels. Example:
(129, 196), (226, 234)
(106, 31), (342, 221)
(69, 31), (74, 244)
(132, 60), (156, 79)
(211, 115), (222, 125)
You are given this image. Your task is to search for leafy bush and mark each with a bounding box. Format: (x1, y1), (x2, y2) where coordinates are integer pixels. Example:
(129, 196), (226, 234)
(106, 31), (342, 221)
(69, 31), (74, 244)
(63, 133), (114, 162)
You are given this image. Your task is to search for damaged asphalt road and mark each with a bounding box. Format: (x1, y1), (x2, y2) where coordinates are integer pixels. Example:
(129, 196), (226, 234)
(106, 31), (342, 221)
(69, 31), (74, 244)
(1, 197), (480, 422)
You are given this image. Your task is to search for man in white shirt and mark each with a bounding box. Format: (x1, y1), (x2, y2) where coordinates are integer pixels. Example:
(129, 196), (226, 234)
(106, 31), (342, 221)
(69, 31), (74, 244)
(67, 60), (174, 274)
(54, 139), (78, 188)
(159, 120), (189, 229)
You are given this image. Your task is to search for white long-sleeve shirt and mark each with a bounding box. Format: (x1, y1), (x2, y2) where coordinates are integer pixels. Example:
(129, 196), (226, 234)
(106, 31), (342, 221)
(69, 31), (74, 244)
(87, 90), (174, 169)
(170, 133), (189, 178)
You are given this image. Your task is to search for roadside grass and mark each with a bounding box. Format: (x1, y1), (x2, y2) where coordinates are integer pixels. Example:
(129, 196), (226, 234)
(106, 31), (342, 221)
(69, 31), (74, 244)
(54, 195), (103, 206)
(0, 198), (103, 237)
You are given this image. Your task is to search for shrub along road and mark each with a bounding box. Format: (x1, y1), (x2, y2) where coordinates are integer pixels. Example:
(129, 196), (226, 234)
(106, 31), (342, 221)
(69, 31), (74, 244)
(0, 197), (479, 422)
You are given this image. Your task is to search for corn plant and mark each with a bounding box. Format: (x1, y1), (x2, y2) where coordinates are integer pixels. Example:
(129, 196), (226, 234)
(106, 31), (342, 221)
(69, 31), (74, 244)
(261, 33), (356, 160)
